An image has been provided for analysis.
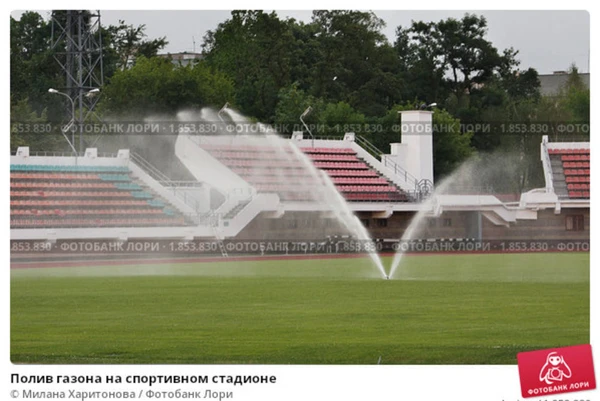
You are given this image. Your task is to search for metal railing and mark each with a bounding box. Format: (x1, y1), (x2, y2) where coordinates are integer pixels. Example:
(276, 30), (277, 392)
(441, 186), (499, 194)
(130, 152), (172, 182)
(172, 190), (203, 212)
(179, 211), (221, 226)
(130, 152), (204, 212)
(160, 181), (205, 188)
(10, 218), (191, 229)
(354, 135), (383, 159)
(403, 190), (428, 202)
(222, 199), (252, 220)
(355, 136), (421, 185)
(305, 135), (345, 141)
(11, 150), (119, 158)
(382, 158), (420, 187)
(11, 150), (76, 157)
(545, 134), (590, 143)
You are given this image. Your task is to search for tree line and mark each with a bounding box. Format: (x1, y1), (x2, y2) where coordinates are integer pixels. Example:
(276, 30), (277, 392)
(10, 10), (589, 192)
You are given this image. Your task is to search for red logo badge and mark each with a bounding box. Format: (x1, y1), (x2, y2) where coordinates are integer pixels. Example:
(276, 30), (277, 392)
(517, 344), (596, 398)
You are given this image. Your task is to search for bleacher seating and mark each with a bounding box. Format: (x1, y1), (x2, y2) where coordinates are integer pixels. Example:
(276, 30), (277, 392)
(201, 143), (409, 202)
(303, 147), (409, 202)
(548, 148), (591, 199)
(201, 143), (311, 201)
(10, 164), (189, 228)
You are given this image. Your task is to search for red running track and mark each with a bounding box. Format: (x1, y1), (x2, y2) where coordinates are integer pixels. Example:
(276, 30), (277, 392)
(10, 250), (587, 269)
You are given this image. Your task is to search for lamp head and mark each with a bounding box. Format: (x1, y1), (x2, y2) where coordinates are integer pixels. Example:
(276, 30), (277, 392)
(218, 102), (230, 113)
(85, 88), (100, 98)
(301, 106), (313, 119)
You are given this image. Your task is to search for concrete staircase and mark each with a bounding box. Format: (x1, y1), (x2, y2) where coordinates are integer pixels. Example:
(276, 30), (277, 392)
(221, 193), (279, 237)
(128, 156), (199, 215)
(550, 155), (569, 198)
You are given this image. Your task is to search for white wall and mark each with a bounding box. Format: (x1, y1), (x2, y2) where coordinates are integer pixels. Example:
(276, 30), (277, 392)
(385, 111), (434, 184)
(546, 141), (590, 151)
(174, 134), (253, 195)
(11, 147), (129, 167)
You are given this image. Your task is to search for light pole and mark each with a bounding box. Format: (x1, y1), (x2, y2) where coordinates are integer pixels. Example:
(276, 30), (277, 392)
(85, 88), (100, 98)
(48, 88), (100, 154)
(300, 106), (314, 147)
(218, 102), (237, 142)
(419, 102), (437, 110)
(48, 88), (76, 153)
(217, 102), (230, 124)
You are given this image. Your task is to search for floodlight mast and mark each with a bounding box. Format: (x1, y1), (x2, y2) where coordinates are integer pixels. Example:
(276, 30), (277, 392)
(50, 10), (104, 153)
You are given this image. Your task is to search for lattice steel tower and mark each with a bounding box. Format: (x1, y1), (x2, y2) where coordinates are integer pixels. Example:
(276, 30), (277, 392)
(50, 10), (104, 152)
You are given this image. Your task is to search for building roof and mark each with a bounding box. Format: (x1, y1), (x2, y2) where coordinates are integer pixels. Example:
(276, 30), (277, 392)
(157, 52), (204, 66)
(538, 72), (590, 96)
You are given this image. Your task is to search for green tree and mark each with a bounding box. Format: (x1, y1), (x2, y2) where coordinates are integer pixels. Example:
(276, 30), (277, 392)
(273, 83), (324, 135)
(437, 15), (505, 96)
(274, 84), (366, 136)
(98, 57), (234, 117)
(394, 23), (445, 104)
(10, 12), (62, 115)
(320, 101), (366, 135)
(203, 11), (298, 121)
(10, 97), (69, 152)
(204, 10), (404, 120)
(430, 108), (474, 180)
(562, 65), (590, 123)
(394, 13), (538, 113)
(103, 20), (168, 71)
(11, 10), (172, 151)
(530, 65), (589, 143)
(10, 12), (66, 150)
(396, 13), (544, 163)
(309, 11), (403, 116)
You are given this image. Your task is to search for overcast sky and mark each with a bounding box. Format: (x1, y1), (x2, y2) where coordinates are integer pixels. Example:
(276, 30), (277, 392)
(13, 10), (590, 74)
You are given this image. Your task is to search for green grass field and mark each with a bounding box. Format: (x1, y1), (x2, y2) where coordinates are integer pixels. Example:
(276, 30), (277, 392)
(11, 253), (589, 364)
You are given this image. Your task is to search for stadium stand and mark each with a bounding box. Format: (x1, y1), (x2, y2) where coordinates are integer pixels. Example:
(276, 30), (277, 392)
(547, 148), (591, 199)
(303, 147), (409, 201)
(199, 142), (314, 201)
(200, 143), (409, 202)
(10, 164), (190, 228)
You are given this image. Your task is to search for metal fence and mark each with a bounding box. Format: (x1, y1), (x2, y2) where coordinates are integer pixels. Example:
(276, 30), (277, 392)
(11, 150), (119, 158)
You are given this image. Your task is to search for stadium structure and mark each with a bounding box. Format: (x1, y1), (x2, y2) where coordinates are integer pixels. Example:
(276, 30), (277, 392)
(11, 10), (589, 259)
(10, 110), (590, 258)
(10, 11), (591, 370)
